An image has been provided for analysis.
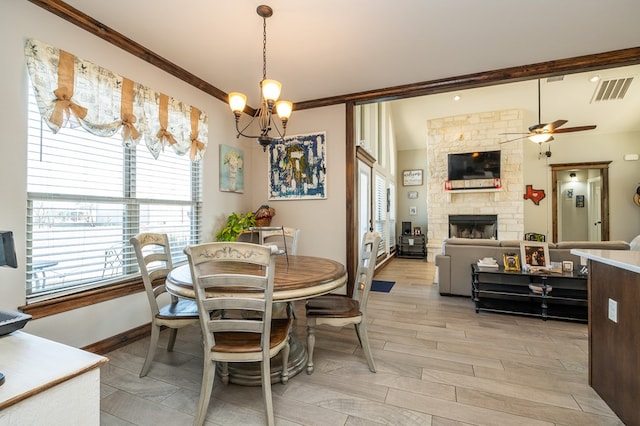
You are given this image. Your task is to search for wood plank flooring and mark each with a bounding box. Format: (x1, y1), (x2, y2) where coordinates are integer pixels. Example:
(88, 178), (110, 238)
(100, 258), (624, 425)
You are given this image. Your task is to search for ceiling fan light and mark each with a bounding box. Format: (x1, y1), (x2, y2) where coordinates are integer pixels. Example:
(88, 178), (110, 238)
(228, 92), (247, 114)
(261, 79), (282, 102)
(528, 133), (553, 144)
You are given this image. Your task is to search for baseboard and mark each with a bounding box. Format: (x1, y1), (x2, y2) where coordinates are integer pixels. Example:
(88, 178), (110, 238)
(82, 323), (151, 355)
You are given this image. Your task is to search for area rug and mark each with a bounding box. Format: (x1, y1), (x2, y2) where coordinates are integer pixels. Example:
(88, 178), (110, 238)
(371, 280), (395, 293)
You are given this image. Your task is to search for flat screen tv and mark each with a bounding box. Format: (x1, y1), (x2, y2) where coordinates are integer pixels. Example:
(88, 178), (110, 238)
(447, 150), (501, 181)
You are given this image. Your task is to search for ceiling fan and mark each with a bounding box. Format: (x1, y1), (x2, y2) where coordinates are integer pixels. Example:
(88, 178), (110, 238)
(500, 79), (597, 145)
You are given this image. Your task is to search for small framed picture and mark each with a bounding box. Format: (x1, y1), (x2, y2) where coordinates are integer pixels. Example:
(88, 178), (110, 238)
(562, 260), (574, 272)
(408, 191), (418, 199)
(413, 227), (422, 235)
(409, 206), (417, 216)
(520, 241), (550, 270)
(403, 169), (423, 186)
(503, 253), (520, 271)
(576, 195), (585, 207)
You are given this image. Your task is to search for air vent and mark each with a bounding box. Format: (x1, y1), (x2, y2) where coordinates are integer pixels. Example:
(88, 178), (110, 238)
(591, 77), (633, 102)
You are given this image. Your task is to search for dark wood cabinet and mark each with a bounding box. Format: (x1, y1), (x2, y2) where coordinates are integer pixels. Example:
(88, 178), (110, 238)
(397, 234), (426, 259)
(471, 264), (587, 322)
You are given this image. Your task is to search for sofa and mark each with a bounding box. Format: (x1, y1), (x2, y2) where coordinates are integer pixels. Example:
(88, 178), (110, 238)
(435, 238), (631, 296)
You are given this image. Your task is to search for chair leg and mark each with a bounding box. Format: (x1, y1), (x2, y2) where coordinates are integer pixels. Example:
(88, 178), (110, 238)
(194, 359), (216, 426)
(261, 357), (275, 426)
(221, 362), (230, 385)
(355, 321), (376, 373)
(280, 338), (290, 384)
(140, 323), (160, 377)
(286, 301), (297, 319)
(167, 327), (178, 352)
(306, 324), (315, 375)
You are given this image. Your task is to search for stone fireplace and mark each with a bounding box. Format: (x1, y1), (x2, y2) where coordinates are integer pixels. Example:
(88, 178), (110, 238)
(449, 214), (497, 239)
(426, 109), (525, 261)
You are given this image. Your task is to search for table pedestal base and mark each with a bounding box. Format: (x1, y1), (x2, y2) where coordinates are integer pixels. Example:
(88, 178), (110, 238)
(220, 335), (307, 386)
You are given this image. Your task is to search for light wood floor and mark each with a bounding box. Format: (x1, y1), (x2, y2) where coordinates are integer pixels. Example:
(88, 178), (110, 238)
(100, 258), (623, 425)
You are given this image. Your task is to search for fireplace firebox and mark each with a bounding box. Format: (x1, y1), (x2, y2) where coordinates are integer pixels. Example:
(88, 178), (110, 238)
(449, 215), (497, 239)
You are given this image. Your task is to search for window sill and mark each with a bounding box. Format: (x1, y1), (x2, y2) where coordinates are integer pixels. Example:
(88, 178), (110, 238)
(20, 278), (146, 319)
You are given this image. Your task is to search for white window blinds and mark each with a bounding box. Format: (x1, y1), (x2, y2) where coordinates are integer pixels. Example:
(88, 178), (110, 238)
(26, 85), (202, 301)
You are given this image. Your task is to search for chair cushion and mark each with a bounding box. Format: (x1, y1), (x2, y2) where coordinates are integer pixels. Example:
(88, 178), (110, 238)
(306, 295), (361, 318)
(157, 299), (199, 319)
(211, 318), (291, 354)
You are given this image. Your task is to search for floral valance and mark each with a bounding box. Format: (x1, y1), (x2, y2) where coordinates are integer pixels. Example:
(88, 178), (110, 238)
(24, 38), (208, 161)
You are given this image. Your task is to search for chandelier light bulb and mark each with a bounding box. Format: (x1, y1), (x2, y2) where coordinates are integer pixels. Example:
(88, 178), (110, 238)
(228, 92), (247, 114)
(275, 100), (292, 120)
(261, 79), (282, 102)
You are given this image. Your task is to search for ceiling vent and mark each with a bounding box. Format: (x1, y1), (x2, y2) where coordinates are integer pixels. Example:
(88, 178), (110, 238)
(591, 77), (633, 102)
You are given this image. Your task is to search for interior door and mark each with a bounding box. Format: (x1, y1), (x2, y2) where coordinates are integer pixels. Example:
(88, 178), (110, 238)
(588, 178), (602, 241)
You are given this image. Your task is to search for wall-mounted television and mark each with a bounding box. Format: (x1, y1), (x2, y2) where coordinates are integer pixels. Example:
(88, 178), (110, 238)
(447, 150), (501, 181)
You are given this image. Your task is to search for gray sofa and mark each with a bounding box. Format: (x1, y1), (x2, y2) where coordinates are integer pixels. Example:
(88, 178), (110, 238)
(435, 238), (630, 296)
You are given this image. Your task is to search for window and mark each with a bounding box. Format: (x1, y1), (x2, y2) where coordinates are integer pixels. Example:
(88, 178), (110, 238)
(374, 173), (388, 256)
(26, 86), (202, 301)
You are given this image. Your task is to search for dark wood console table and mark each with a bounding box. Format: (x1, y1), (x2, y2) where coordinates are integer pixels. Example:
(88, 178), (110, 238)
(471, 264), (587, 322)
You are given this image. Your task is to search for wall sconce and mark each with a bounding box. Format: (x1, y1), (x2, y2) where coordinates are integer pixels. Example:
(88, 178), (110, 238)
(570, 172), (577, 182)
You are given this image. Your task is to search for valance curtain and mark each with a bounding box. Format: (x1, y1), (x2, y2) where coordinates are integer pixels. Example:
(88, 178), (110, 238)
(24, 38), (208, 161)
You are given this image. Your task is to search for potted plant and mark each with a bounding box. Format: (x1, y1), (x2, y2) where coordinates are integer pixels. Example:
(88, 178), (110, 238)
(215, 211), (256, 241)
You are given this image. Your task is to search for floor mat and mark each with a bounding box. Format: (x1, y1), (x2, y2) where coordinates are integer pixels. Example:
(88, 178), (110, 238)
(371, 280), (395, 293)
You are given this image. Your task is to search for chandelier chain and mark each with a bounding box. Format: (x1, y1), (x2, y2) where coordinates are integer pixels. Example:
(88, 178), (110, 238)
(262, 16), (267, 81)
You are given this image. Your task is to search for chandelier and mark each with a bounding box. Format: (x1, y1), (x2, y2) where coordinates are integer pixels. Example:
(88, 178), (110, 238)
(228, 5), (292, 151)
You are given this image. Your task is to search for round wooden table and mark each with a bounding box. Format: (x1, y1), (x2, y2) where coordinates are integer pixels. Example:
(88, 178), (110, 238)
(166, 254), (347, 385)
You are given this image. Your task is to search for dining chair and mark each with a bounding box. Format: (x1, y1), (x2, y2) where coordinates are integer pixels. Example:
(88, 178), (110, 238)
(241, 226), (301, 318)
(130, 233), (199, 378)
(305, 231), (381, 374)
(185, 242), (292, 426)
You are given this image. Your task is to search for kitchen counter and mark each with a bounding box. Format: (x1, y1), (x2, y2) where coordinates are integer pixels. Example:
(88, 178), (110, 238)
(570, 248), (639, 426)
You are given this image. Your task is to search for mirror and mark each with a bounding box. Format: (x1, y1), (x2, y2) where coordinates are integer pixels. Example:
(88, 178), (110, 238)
(551, 162), (610, 242)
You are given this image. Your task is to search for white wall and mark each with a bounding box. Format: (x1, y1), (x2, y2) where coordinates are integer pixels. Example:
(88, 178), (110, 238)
(0, 2), (346, 347)
(523, 129), (640, 242)
(396, 149), (428, 237)
(249, 105), (347, 262)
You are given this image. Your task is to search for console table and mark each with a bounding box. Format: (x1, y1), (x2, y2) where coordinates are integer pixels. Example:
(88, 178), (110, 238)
(397, 234), (426, 259)
(471, 264), (587, 322)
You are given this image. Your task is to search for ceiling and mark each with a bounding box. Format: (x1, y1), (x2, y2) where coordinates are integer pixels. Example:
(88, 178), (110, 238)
(51, 1), (640, 150)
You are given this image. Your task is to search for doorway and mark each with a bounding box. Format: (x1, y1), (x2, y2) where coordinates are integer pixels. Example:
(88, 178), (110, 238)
(550, 161), (611, 242)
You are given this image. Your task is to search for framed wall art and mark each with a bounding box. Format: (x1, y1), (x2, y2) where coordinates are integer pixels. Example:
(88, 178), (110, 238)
(268, 131), (326, 200)
(402, 169), (423, 186)
(219, 144), (244, 193)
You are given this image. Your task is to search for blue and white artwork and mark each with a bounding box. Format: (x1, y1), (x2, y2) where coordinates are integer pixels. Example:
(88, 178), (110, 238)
(268, 132), (326, 200)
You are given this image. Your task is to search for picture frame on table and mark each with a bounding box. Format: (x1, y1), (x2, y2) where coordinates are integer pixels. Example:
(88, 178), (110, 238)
(402, 169), (423, 186)
(520, 241), (550, 271)
(503, 253), (520, 271)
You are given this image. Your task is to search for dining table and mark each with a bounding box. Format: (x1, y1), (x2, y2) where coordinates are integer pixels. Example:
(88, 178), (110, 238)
(165, 254), (347, 385)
